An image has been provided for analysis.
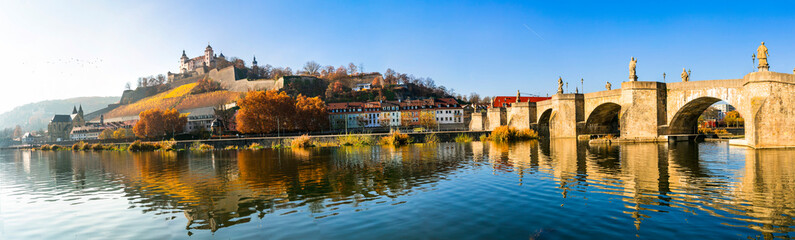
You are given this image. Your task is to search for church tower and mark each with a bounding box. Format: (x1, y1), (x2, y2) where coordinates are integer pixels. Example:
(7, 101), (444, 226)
(204, 44), (215, 68)
(252, 55), (258, 68)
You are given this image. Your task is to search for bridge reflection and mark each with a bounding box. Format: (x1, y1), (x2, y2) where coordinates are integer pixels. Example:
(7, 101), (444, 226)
(479, 140), (795, 236)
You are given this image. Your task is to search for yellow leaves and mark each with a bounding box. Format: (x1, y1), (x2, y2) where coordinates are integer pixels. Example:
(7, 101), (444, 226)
(175, 91), (243, 110)
(163, 83), (197, 98)
(106, 83), (241, 119)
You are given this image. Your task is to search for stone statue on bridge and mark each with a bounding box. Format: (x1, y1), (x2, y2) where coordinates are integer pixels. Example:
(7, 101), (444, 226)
(629, 57), (638, 81)
(557, 77), (564, 94)
(516, 90), (521, 103)
(681, 68), (689, 82)
(757, 42), (769, 71)
(605, 81), (612, 90)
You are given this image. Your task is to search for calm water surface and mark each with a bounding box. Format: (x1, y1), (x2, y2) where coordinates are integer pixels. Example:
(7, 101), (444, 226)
(1, 140), (793, 239)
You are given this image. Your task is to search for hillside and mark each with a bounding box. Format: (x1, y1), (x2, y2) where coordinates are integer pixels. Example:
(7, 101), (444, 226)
(0, 96), (120, 131)
(104, 83), (243, 119)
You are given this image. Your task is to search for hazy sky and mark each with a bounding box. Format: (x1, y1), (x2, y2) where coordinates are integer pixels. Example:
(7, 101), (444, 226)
(1, 1), (794, 114)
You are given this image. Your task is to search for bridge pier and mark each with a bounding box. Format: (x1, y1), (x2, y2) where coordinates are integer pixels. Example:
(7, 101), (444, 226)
(546, 93), (584, 138)
(742, 71), (795, 148)
(619, 81), (667, 140)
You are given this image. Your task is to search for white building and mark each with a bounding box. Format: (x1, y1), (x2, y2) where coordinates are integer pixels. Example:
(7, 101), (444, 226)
(352, 83), (372, 91)
(183, 107), (216, 133)
(434, 98), (464, 125)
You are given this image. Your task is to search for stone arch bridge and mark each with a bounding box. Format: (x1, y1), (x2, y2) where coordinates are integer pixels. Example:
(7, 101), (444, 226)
(485, 71), (795, 149)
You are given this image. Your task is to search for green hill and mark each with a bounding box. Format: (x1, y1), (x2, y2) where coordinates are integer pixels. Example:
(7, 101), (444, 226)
(0, 96), (120, 131)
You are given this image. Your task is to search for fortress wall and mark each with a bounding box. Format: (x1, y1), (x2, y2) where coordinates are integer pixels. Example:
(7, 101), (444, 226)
(210, 66), (284, 92)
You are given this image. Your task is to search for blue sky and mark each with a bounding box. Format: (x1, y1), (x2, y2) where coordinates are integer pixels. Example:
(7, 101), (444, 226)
(1, 0), (794, 113)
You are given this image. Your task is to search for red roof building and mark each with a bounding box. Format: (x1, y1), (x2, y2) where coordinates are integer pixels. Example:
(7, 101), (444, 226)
(491, 96), (551, 108)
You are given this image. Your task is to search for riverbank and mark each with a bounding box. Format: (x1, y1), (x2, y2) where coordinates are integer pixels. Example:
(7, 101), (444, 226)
(4, 131), (491, 151)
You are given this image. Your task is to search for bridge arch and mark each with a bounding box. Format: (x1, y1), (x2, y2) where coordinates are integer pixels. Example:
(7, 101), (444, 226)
(668, 97), (744, 134)
(538, 109), (554, 135)
(584, 102), (621, 135)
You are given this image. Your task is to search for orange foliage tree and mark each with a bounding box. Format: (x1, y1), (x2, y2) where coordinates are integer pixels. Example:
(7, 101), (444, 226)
(133, 109), (187, 139)
(294, 95), (329, 131)
(236, 90), (329, 134)
(236, 90), (296, 134)
(193, 77), (222, 94)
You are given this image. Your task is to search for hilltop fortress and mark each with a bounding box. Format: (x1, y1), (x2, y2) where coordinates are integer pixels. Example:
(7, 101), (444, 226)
(164, 44), (314, 93)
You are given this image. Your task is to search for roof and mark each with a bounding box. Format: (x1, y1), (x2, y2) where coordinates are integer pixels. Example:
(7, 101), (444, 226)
(51, 115), (72, 122)
(492, 96), (551, 108)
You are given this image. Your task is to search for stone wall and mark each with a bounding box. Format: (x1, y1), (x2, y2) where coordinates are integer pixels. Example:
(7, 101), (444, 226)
(486, 108), (505, 130)
(506, 102), (535, 130)
(210, 66), (284, 92)
(469, 112), (486, 131)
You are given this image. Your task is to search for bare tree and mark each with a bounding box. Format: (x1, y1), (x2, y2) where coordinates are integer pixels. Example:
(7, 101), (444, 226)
(302, 61), (321, 76)
(125, 82), (131, 91)
(348, 62), (358, 75)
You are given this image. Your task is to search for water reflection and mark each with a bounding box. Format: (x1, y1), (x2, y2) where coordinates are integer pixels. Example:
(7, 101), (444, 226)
(0, 141), (793, 239)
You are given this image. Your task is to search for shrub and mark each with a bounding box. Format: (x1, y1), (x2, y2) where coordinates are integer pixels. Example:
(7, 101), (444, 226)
(40, 144), (51, 150)
(424, 133), (439, 144)
(489, 126), (515, 142)
(488, 126), (538, 142)
(50, 145), (61, 150)
(157, 139), (177, 151)
(515, 129), (538, 140)
(715, 129), (729, 135)
(80, 142), (93, 151)
(247, 142), (264, 150)
(454, 134), (474, 143)
(72, 141), (88, 151)
(91, 143), (106, 151)
(380, 130), (411, 146)
(479, 134), (488, 142)
(338, 134), (374, 146)
(698, 127), (714, 135)
(190, 141), (214, 151)
(291, 134), (314, 148)
(224, 145), (239, 150)
(129, 140), (159, 151)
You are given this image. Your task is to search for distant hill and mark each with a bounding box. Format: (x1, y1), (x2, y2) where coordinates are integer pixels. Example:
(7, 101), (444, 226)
(0, 96), (119, 131)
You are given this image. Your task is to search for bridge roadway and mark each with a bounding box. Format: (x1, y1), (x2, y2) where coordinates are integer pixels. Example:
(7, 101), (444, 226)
(497, 70), (795, 149)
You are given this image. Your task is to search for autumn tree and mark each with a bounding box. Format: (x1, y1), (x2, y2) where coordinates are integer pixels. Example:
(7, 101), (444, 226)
(378, 115), (392, 128)
(12, 125), (22, 139)
(236, 90), (296, 134)
(98, 129), (114, 140)
(133, 109), (187, 139)
(418, 112), (438, 130)
(371, 76), (383, 88)
(193, 77), (222, 94)
(724, 110), (744, 128)
(113, 128), (134, 139)
(294, 95), (328, 131)
(325, 81), (348, 98)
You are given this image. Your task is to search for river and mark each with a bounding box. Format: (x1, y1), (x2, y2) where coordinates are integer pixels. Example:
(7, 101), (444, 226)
(0, 141), (793, 239)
